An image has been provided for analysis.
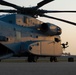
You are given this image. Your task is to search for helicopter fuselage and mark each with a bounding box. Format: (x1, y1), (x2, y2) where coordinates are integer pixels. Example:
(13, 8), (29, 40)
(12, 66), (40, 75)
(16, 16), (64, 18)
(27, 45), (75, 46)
(0, 14), (62, 60)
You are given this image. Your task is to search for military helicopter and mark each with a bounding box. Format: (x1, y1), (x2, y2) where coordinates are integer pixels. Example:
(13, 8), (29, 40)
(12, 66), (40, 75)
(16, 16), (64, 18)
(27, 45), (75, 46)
(0, 0), (76, 62)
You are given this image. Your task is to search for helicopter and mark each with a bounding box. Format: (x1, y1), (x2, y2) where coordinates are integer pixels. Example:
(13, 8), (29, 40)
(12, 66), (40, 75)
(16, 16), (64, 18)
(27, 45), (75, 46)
(0, 0), (76, 62)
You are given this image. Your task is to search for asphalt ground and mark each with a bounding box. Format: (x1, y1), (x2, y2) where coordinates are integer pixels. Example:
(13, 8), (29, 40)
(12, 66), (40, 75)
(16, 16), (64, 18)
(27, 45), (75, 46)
(1, 56), (76, 62)
(0, 62), (76, 75)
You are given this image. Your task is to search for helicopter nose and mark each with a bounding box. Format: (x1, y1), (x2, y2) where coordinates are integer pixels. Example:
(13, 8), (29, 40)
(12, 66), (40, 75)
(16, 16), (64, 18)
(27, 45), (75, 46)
(57, 27), (62, 35)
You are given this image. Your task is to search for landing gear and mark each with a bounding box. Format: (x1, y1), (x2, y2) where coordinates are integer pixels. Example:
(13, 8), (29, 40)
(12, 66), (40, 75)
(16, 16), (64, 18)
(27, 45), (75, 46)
(50, 56), (57, 62)
(27, 55), (38, 62)
(68, 57), (74, 62)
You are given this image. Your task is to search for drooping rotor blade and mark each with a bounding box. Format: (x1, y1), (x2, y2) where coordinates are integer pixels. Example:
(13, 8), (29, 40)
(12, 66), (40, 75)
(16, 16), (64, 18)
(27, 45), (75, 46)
(40, 14), (76, 26)
(36, 0), (54, 9)
(38, 10), (76, 13)
(0, 9), (17, 13)
(0, 0), (21, 9)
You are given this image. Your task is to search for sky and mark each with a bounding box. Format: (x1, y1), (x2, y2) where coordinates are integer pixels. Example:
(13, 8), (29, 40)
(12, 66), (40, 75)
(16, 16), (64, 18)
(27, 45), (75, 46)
(0, 0), (76, 55)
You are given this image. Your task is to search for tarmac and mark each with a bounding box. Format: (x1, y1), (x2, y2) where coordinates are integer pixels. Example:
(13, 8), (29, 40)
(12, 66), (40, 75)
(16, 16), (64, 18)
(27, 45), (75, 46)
(0, 62), (76, 75)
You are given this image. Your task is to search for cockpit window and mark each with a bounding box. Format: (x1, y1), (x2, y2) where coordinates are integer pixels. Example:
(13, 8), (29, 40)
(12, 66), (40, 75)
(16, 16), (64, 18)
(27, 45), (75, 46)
(50, 26), (56, 29)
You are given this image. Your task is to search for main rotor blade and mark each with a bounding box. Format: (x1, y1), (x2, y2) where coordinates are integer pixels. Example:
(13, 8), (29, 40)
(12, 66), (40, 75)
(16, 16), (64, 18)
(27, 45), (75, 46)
(0, 0), (20, 9)
(40, 14), (76, 26)
(36, 0), (54, 9)
(39, 10), (76, 13)
(0, 9), (17, 13)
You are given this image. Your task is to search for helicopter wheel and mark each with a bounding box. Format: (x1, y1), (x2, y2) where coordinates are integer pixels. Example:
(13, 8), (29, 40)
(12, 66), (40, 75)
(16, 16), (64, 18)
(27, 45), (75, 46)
(0, 60), (1, 62)
(27, 55), (38, 62)
(50, 56), (57, 62)
(32, 56), (38, 62)
(28, 55), (32, 62)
